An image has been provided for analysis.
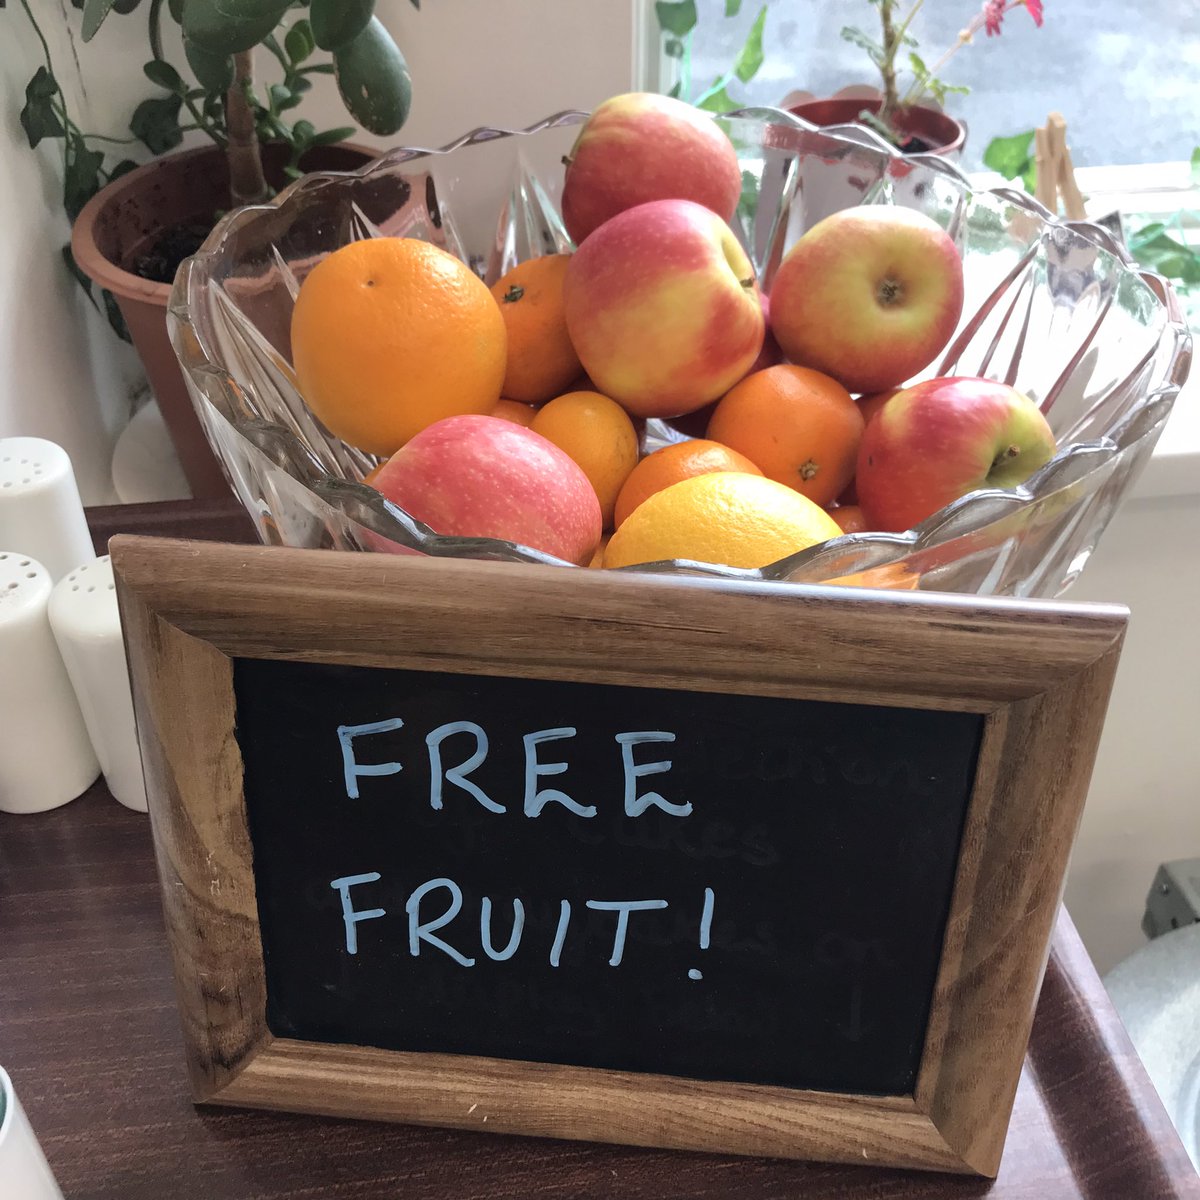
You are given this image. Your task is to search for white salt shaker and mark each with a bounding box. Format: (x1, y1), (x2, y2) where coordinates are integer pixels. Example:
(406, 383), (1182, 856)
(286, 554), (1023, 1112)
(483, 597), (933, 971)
(0, 1067), (65, 1200)
(0, 553), (99, 813)
(0, 438), (94, 582)
(48, 556), (147, 812)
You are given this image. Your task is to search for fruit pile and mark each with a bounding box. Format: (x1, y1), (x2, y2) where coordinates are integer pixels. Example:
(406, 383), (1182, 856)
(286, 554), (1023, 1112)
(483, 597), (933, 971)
(289, 92), (1058, 577)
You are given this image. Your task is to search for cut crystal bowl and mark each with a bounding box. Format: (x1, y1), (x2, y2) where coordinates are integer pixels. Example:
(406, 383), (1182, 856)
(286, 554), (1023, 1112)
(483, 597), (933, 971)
(169, 109), (1191, 597)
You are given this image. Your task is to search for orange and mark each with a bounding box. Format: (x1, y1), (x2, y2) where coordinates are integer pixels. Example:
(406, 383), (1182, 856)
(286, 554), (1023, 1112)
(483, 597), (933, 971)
(587, 533), (611, 568)
(613, 438), (761, 529)
(492, 398), (539, 427)
(708, 365), (865, 508)
(529, 391), (639, 529)
(605, 472), (842, 570)
(827, 563), (920, 590)
(490, 255), (581, 404)
(830, 504), (869, 534)
(291, 238), (506, 456)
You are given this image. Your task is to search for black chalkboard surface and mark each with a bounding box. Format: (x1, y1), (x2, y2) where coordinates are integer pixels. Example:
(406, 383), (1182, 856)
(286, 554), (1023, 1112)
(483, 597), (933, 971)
(234, 657), (983, 1097)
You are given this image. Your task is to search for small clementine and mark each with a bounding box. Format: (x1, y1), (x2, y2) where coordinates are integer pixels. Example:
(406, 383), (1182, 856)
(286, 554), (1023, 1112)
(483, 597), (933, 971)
(830, 504), (869, 534)
(490, 254), (582, 404)
(529, 391), (639, 529)
(491, 398), (539, 427)
(612, 438), (761, 529)
(708, 365), (865, 507)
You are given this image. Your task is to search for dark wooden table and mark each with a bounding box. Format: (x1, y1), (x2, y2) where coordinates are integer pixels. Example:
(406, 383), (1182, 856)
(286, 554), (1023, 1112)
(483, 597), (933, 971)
(1, 499), (1198, 1199)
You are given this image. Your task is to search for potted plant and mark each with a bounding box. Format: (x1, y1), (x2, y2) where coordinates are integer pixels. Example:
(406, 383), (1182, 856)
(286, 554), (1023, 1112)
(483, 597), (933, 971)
(10, 0), (416, 497)
(786, 0), (1046, 155)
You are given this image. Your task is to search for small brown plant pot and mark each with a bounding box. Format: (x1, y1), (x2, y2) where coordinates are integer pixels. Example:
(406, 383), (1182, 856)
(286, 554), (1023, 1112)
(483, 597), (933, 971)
(72, 142), (377, 499)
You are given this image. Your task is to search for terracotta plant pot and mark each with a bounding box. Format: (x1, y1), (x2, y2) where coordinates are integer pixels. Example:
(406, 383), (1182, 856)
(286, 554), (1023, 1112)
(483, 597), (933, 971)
(787, 97), (966, 157)
(72, 142), (377, 499)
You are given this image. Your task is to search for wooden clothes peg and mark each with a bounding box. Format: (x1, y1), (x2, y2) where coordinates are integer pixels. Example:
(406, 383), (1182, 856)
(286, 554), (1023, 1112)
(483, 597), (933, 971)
(1034, 113), (1087, 220)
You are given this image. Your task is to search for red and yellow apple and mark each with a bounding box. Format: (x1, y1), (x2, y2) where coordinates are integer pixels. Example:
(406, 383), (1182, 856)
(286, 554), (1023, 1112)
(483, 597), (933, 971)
(769, 207), (964, 395)
(856, 377), (1057, 533)
(561, 92), (742, 245)
(373, 415), (602, 564)
(563, 199), (765, 419)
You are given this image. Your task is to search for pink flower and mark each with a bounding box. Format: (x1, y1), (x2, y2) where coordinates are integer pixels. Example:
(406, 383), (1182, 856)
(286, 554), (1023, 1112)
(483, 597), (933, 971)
(1023, 0), (1045, 27)
(983, 0), (1006, 36)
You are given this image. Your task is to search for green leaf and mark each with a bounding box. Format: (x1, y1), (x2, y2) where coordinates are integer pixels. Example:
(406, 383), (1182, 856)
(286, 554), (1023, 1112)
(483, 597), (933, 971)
(82, 0), (117, 41)
(129, 94), (184, 154)
(181, 0), (292, 56)
(20, 69), (64, 148)
(28, 67), (59, 99)
(113, 0), (143, 12)
(1130, 222), (1167, 243)
(184, 38), (234, 91)
(310, 0), (373, 50)
(1192, 147), (1200, 186)
(61, 245), (95, 301)
(840, 25), (883, 68)
(696, 82), (737, 113)
(664, 37), (683, 58)
(725, 0), (741, 14)
(983, 130), (1035, 179)
(144, 59), (184, 91)
(926, 77), (969, 106)
(108, 158), (139, 181)
(284, 18), (315, 62)
(309, 124), (357, 146)
(333, 16), (412, 135)
(655, 0), (696, 38)
(270, 82), (301, 110)
(732, 4), (766, 83)
(64, 143), (105, 219)
(291, 118), (316, 145)
(168, 0), (185, 20)
(908, 50), (927, 80)
(668, 80), (682, 99)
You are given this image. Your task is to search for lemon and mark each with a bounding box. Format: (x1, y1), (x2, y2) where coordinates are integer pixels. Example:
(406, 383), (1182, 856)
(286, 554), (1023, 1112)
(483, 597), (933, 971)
(604, 471), (842, 570)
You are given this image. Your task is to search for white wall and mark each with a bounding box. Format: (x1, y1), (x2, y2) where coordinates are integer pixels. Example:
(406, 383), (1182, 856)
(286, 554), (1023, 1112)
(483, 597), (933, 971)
(1065, 388), (1200, 974)
(0, 1), (645, 503)
(0, 19), (142, 503)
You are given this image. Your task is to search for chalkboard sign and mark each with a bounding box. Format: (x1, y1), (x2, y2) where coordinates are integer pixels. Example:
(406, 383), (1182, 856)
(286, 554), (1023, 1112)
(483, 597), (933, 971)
(112, 536), (1126, 1176)
(235, 658), (983, 1096)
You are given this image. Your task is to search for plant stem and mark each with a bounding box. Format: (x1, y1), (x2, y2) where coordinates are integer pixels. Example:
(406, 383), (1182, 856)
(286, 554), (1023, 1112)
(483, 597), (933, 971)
(899, 5), (987, 108)
(225, 50), (269, 207)
(893, 0), (925, 47)
(148, 0), (165, 62)
(877, 0), (900, 127)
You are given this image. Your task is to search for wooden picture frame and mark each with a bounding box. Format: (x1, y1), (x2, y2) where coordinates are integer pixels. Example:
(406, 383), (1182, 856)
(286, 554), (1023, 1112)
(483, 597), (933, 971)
(111, 535), (1126, 1177)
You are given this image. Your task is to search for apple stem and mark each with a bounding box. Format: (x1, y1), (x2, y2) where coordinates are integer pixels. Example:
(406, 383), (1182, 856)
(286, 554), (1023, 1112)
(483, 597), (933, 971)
(741, 277), (755, 289)
(992, 444), (1021, 468)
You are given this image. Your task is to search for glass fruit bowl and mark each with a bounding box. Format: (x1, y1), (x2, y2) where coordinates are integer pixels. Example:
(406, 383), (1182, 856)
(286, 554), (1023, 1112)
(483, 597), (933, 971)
(169, 108), (1192, 597)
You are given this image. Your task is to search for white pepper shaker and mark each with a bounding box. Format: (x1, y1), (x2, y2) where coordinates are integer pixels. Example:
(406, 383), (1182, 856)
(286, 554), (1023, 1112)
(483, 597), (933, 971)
(48, 556), (147, 813)
(0, 438), (94, 582)
(0, 553), (99, 813)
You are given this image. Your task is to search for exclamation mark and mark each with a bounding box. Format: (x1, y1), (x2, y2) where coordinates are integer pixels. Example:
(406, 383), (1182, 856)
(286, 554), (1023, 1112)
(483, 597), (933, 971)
(688, 887), (715, 980)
